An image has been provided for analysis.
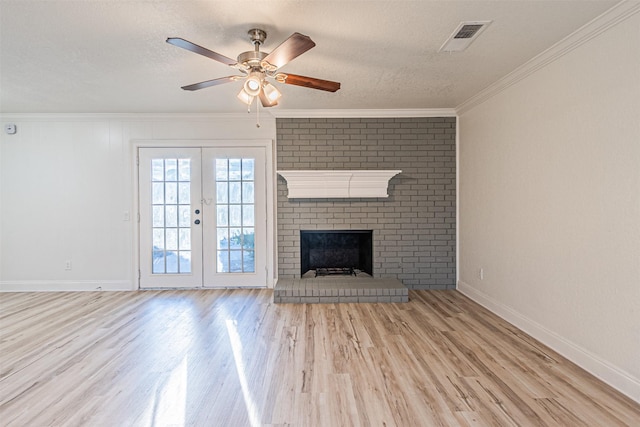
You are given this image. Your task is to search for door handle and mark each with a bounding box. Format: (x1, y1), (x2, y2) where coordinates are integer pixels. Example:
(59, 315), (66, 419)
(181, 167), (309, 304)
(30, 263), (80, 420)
(194, 219), (201, 225)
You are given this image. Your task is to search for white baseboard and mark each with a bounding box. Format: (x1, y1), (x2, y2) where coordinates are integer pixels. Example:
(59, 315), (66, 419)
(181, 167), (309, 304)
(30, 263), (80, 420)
(457, 280), (640, 403)
(0, 280), (134, 292)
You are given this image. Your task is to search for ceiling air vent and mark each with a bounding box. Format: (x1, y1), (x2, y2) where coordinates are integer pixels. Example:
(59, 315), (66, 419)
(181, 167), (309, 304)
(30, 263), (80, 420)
(439, 21), (492, 52)
(455, 24), (484, 39)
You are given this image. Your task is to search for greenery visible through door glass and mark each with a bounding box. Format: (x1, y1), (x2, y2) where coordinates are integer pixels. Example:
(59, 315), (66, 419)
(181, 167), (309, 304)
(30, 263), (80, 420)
(215, 157), (256, 274)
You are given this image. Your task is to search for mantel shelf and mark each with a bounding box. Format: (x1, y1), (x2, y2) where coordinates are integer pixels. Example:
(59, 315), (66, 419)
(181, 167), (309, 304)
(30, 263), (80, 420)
(277, 170), (402, 199)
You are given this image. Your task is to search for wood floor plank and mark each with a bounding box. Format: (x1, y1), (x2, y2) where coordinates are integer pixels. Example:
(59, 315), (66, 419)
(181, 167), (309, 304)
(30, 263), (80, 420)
(1, 289), (639, 426)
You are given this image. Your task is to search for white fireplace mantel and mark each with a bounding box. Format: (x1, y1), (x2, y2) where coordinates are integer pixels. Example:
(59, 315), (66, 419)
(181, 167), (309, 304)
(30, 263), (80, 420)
(277, 170), (402, 199)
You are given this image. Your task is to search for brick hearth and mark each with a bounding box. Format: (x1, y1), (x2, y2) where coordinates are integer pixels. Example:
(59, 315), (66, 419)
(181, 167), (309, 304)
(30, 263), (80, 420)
(274, 277), (408, 303)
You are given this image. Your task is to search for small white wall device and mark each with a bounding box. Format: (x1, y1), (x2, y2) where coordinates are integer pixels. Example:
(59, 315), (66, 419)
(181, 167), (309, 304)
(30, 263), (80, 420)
(4, 124), (17, 135)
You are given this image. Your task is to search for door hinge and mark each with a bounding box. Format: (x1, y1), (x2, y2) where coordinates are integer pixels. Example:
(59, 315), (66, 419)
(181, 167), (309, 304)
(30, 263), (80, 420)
(136, 155), (139, 166)
(137, 212), (140, 223)
(138, 269), (141, 280)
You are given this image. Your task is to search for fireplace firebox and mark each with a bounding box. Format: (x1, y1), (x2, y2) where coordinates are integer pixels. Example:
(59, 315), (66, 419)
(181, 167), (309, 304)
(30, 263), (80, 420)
(300, 230), (373, 277)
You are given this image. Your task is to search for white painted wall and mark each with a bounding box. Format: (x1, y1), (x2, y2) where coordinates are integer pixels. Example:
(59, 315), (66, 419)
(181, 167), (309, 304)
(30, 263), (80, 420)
(458, 11), (640, 401)
(0, 114), (276, 291)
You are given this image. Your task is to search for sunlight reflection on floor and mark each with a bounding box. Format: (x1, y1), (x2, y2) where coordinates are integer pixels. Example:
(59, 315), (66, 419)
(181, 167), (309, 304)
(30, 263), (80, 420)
(137, 298), (196, 426)
(154, 356), (188, 426)
(226, 319), (261, 427)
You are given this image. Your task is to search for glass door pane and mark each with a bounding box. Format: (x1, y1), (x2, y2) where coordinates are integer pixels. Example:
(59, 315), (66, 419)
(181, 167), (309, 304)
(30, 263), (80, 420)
(214, 158), (255, 273)
(151, 158), (192, 274)
(202, 147), (266, 288)
(139, 148), (203, 288)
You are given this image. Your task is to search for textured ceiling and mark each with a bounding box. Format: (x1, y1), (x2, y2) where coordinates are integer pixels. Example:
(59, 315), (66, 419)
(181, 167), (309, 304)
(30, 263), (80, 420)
(0, 0), (618, 114)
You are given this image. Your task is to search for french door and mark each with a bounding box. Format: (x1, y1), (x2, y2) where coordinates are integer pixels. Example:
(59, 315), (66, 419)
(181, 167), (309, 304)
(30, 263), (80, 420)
(138, 146), (267, 288)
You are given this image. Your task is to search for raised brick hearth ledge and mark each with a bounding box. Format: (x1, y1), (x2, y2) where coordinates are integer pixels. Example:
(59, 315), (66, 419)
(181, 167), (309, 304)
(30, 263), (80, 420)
(274, 277), (408, 303)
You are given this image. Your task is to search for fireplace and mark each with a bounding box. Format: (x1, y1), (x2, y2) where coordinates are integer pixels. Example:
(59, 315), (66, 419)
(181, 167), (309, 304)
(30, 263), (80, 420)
(300, 230), (373, 277)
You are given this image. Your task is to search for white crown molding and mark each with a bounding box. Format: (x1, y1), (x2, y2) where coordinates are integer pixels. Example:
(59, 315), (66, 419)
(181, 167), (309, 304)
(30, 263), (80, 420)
(0, 112), (278, 122)
(456, 0), (640, 115)
(269, 108), (457, 118)
(0, 109), (457, 121)
(457, 280), (640, 403)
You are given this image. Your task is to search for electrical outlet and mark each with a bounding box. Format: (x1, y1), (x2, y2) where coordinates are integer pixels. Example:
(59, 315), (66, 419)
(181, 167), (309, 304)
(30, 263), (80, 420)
(65, 260), (72, 270)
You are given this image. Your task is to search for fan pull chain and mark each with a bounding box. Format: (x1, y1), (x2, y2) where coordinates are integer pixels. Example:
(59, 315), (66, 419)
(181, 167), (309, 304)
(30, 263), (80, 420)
(245, 96), (260, 127)
(256, 96), (261, 128)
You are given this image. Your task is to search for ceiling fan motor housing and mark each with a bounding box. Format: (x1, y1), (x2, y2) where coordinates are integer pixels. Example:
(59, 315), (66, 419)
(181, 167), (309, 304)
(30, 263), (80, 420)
(237, 50), (268, 69)
(248, 28), (267, 46)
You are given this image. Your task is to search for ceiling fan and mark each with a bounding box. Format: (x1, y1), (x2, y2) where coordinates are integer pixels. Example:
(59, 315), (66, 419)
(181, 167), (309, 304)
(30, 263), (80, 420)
(166, 29), (341, 108)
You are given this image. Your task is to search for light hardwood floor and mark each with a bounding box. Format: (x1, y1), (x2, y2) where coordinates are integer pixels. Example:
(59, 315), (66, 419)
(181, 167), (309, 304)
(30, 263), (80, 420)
(1, 289), (638, 426)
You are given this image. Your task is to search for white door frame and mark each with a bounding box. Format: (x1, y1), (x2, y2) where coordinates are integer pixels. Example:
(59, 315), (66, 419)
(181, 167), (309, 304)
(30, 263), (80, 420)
(132, 139), (275, 289)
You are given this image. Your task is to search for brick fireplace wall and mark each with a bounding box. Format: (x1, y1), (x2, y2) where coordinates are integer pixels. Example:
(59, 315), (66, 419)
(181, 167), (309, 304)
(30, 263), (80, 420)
(276, 117), (456, 289)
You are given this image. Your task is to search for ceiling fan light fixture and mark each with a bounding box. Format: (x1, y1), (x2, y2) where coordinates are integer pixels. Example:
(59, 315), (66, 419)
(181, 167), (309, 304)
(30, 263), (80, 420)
(237, 88), (254, 105)
(262, 81), (282, 104)
(244, 71), (263, 96)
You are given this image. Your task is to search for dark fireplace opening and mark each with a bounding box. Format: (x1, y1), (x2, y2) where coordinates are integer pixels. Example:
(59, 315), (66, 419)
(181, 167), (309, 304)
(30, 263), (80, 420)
(300, 230), (373, 277)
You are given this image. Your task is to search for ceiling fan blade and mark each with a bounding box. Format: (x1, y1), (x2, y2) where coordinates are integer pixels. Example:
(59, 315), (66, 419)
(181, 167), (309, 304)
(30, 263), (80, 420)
(167, 37), (237, 66)
(281, 73), (341, 92)
(181, 76), (242, 91)
(262, 33), (316, 69)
